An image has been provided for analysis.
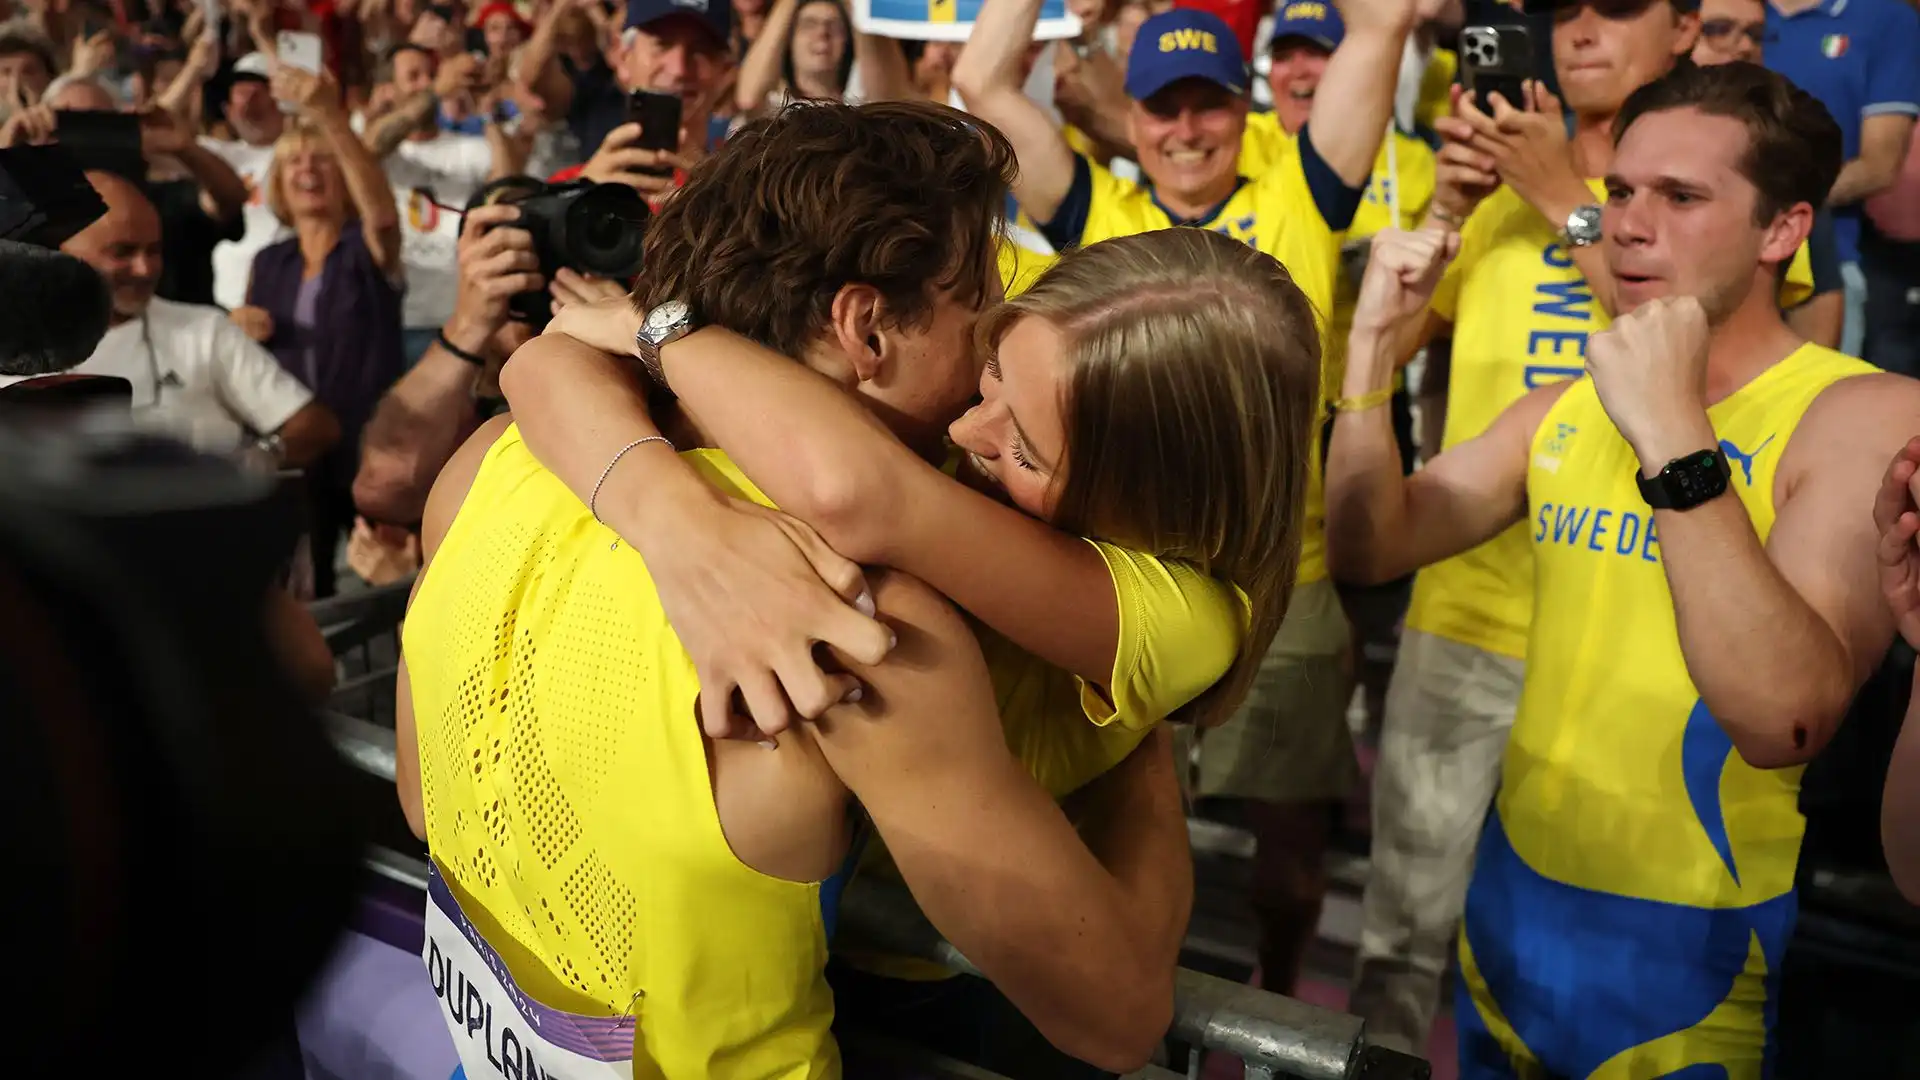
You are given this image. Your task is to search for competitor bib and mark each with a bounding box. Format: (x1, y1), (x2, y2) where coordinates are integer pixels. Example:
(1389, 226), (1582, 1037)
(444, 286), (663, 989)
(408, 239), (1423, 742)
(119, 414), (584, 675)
(423, 862), (635, 1080)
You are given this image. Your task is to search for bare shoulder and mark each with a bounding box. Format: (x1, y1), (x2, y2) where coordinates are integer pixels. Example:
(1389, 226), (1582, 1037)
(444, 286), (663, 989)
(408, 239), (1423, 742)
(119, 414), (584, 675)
(422, 412), (515, 556)
(1488, 376), (1580, 445)
(1790, 373), (1920, 477)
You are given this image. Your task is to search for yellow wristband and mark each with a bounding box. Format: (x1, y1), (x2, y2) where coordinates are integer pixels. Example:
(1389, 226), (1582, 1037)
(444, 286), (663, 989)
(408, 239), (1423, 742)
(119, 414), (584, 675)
(1331, 386), (1395, 414)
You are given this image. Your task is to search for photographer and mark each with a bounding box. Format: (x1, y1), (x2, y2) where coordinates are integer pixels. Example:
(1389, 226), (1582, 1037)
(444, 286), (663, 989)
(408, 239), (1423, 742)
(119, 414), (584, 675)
(352, 200), (555, 527)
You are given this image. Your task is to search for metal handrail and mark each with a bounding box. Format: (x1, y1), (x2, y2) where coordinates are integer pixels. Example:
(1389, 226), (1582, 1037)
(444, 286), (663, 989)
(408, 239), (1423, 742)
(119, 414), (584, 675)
(323, 717), (1426, 1079)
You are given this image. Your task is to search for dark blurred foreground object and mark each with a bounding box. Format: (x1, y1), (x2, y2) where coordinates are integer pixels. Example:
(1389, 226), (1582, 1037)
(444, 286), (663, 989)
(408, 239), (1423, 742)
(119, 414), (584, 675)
(0, 421), (365, 1075)
(0, 143), (107, 249)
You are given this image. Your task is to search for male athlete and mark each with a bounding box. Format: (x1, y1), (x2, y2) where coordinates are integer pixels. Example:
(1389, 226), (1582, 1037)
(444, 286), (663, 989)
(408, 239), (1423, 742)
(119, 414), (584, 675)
(1329, 61), (1920, 1075)
(1336, 0), (1809, 1052)
(397, 102), (1186, 1079)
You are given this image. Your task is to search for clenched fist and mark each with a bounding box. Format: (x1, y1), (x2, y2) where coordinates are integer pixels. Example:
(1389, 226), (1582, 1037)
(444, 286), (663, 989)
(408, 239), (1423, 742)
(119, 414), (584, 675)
(1350, 226), (1460, 339)
(1586, 295), (1712, 464)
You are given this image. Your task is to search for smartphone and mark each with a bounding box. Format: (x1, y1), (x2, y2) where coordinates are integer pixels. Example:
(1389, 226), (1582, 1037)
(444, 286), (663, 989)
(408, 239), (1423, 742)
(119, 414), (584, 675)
(1459, 24), (1533, 116)
(627, 89), (682, 177)
(276, 30), (323, 74)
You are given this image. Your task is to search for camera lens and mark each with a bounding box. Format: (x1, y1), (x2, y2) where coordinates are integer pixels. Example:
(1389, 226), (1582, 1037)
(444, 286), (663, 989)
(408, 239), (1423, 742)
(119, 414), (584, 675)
(560, 185), (649, 280)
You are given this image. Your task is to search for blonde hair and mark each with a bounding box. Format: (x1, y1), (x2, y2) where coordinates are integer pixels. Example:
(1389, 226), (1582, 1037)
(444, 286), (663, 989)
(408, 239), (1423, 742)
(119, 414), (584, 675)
(978, 228), (1322, 730)
(263, 121), (354, 228)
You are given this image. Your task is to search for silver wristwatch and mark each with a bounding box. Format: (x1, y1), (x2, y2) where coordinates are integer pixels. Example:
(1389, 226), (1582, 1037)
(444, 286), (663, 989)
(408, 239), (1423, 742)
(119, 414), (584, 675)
(1562, 204), (1603, 248)
(255, 431), (285, 465)
(635, 300), (695, 393)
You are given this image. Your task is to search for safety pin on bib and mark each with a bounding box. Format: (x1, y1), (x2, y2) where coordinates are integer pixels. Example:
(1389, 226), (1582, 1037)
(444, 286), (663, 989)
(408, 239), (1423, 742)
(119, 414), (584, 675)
(616, 988), (646, 1030)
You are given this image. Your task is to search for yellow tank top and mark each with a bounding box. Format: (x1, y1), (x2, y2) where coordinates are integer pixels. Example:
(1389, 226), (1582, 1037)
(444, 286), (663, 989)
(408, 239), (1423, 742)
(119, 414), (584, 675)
(1507, 345), (1872, 907)
(1406, 184), (1817, 659)
(405, 427), (844, 1079)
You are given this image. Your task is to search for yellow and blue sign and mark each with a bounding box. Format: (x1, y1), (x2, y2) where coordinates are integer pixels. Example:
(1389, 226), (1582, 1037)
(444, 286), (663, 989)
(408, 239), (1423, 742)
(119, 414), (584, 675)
(853, 0), (1081, 41)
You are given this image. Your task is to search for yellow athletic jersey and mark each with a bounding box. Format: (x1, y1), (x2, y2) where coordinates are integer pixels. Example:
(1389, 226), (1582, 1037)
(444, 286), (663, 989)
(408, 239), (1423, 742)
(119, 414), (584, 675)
(1067, 152), (1340, 322)
(1457, 345), (1872, 1077)
(1237, 112), (1434, 584)
(1416, 49), (1455, 131)
(846, 540), (1246, 980)
(406, 428), (845, 1079)
(1405, 182), (1816, 659)
(999, 237), (1056, 298)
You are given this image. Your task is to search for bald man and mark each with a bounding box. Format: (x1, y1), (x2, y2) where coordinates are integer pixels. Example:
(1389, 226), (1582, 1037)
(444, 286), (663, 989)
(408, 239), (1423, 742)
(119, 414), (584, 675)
(51, 76), (253, 305)
(13, 171), (340, 466)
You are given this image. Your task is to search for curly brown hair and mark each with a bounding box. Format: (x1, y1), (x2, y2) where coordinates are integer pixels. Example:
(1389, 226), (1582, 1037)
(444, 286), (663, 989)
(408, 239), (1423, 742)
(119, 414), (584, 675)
(632, 100), (1017, 357)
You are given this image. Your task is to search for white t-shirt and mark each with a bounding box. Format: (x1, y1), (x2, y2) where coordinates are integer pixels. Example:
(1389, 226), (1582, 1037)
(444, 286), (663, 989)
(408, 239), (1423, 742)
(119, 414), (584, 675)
(202, 136), (288, 312)
(24, 298), (316, 453)
(385, 132), (494, 329)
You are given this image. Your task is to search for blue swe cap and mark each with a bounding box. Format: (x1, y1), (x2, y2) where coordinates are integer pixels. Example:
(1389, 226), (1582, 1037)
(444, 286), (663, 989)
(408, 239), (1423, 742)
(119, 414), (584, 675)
(1125, 9), (1249, 101)
(626, 0), (732, 47)
(1267, 0), (1344, 52)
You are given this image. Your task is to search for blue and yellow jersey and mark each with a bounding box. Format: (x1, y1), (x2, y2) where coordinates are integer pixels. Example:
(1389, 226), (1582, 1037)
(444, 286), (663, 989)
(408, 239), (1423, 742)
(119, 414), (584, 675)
(406, 431), (848, 1078)
(1406, 183), (1816, 660)
(1458, 345), (1873, 1078)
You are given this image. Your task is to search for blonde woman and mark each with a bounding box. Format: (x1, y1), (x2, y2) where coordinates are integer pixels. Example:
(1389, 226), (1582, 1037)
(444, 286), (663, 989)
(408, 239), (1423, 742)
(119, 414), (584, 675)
(238, 61), (403, 596)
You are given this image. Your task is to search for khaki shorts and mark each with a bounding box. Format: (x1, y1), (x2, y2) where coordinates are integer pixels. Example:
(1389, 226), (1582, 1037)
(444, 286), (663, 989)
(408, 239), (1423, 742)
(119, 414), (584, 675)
(1179, 577), (1359, 804)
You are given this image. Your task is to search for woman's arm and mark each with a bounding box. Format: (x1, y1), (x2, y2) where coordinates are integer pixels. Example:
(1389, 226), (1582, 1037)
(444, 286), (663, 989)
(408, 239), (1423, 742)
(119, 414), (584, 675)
(509, 311), (1123, 688)
(734, 0), (800, 114)
(850, 33), (915, 103)
(499, 331), (894, 740)
(312, 88), (402, 275)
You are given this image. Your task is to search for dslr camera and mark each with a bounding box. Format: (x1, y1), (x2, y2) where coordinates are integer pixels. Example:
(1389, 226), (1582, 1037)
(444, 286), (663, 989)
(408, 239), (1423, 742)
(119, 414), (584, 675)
(464, 177), (651, 327)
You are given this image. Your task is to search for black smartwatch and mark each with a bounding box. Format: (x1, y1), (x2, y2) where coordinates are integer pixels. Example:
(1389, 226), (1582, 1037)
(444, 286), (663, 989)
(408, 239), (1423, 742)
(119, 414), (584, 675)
(1637, 448), (1731, 511)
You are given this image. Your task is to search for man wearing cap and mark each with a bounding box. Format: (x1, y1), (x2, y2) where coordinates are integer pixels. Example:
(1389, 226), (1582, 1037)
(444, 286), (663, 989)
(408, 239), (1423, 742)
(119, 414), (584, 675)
(203, 52), (291, 312)
(548, 0), (737, 190)
(1329, 0), (1813, 1057)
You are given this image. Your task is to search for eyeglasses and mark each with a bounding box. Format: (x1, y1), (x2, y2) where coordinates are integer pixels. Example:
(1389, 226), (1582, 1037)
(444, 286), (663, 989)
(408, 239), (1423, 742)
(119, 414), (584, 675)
(1699, 18), (1773, 45)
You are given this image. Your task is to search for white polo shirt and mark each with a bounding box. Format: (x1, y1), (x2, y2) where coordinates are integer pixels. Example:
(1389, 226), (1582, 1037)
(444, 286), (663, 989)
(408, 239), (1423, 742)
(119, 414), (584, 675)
(0, 298), (316, 453)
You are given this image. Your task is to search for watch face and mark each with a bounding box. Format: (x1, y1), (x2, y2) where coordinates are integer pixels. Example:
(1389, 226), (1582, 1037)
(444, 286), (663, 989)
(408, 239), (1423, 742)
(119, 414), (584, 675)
(648, 300), (689, 334)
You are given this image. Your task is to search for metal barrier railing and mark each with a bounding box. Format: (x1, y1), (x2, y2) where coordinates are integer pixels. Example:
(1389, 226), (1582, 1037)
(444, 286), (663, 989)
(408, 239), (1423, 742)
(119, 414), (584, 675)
(315, 591), (1432, 1080)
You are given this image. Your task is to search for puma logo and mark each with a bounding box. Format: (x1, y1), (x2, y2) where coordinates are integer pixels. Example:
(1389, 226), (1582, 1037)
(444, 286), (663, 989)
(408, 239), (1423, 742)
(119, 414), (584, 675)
(1719, 433), (1776, 486)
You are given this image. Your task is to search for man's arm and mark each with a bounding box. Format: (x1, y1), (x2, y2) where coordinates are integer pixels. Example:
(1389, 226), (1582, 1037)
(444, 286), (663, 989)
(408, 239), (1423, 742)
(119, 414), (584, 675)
(353, 347), (482, 524)
(1060, 725), (1192, 977)
(810, 572), (1173, 1073)
(1302, 0), (1415, 190)
(209, 316), (342, 467)
(173, 141), (250, 223)
(1830, 114), (1918, 207)
(363, 91), (439, 159)
(1644, 374), (1920, 767)
(1325, 227), (1545, 583)
(951, 0), (1081, 226)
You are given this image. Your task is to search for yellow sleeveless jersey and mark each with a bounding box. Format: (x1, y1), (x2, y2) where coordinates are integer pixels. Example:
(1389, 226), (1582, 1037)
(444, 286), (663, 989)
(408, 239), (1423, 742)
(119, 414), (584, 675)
(1457, 345), (1873, 1077)
(405, 427), (846, 1079)
(845, 540), (1246, 980)
(1407, 183), (1816, 659)
(1415, 49), (1455, 132)
(1237, 113), (1434, 586)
